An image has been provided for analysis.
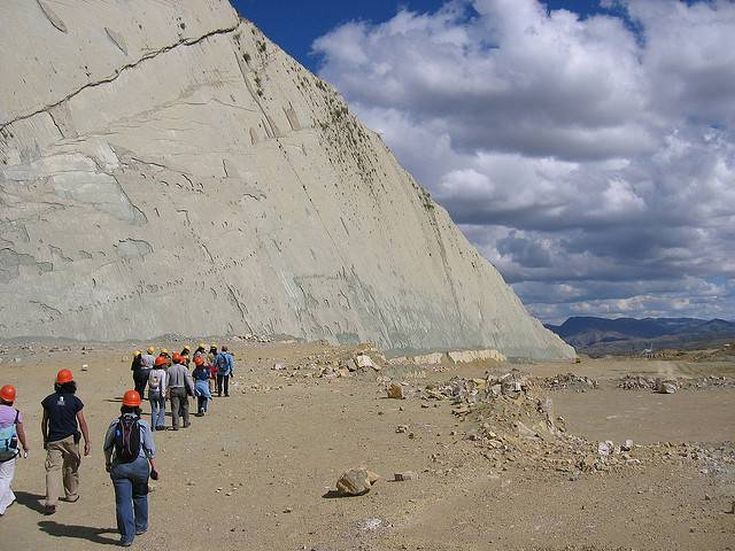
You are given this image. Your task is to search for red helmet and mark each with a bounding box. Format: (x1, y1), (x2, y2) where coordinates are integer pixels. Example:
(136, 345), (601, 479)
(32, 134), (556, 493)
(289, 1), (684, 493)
(193, 356), (205, 366)
(56, 369), (74, 384)
(0, 385), (16, 403)
(122, 390), (142, 407)
(172, 352), (182, 363)
(154, 356), (167, 367)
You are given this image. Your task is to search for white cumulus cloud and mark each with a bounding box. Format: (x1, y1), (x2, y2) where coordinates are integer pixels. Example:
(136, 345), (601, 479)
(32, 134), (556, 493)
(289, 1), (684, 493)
(313, 0), (735, 323)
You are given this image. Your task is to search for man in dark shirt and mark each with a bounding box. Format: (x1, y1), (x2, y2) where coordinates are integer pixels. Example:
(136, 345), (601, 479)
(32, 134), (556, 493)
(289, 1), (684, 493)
(40, 369), (91, 515)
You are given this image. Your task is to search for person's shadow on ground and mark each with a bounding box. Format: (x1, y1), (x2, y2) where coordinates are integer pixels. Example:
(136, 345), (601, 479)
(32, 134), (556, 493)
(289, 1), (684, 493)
(13, 491), (46, 514)
(38, 520), (118, 546)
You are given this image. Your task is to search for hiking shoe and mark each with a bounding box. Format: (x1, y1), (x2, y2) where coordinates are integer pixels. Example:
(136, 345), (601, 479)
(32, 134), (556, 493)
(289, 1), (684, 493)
(120, 539), (133, 547)
(183, 422), (191, 428)
(62, 495), (79, 503)
(43, 504), (57, 516)
(135, 528), (147, 536)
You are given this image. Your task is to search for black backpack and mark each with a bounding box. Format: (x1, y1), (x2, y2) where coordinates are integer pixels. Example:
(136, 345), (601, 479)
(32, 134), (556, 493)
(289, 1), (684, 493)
(113, 414), (141, 464)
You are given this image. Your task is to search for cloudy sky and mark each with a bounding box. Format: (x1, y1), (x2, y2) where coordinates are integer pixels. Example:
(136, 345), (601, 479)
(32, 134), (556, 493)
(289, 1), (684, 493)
(238, 0), (735, 324)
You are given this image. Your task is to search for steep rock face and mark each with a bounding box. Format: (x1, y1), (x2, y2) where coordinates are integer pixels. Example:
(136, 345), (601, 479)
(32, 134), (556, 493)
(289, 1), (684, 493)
(0, 1), (574, 359)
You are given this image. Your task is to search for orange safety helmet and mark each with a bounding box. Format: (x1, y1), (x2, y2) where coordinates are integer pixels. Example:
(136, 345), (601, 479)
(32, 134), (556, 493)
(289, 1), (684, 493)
(56, 369), (74, 384)
(0, 384), (16, 403)
(122, 390), (142, 407)
(193, 356), (205, 366)
(172, 352), (183, 364)
(154, 356), (168, 367)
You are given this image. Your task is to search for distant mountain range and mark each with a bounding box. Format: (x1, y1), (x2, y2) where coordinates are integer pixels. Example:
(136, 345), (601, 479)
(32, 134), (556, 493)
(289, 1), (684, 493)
(545, 316), (735, 355)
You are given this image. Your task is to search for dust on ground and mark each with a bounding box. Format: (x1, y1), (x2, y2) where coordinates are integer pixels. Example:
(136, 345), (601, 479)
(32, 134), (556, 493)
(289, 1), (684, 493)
(0, 340), (733, 550)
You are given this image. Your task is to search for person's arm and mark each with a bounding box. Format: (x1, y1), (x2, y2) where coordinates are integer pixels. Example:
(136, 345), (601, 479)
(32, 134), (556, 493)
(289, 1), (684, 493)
(16, 419), (29, 456)
(41, 409), (49, 448)
(103, 422), (116, 470)
(141, 423), (159, 479)
(77, 410), (91, 456)
(185, 371), (195, 396)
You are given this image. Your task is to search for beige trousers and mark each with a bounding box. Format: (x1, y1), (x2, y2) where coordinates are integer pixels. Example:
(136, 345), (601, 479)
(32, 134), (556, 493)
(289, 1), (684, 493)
(45, 435), (81, 506)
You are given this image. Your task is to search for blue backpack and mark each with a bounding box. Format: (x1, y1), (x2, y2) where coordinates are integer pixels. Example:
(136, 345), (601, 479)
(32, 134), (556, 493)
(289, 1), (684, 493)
(0, 410), (20, 462)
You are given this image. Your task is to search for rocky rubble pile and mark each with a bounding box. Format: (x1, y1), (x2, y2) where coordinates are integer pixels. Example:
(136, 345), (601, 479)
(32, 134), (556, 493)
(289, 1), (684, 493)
(422, 369), (530, 408)
(407, 369), (732, 478)
(618, 375), (735, 392)
(539, 373), (599, 392)
(267, 350), (384, 380)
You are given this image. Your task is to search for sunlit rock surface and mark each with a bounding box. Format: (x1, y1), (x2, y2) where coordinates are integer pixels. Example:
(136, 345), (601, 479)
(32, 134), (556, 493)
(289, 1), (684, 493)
(0, 0), (574, 359)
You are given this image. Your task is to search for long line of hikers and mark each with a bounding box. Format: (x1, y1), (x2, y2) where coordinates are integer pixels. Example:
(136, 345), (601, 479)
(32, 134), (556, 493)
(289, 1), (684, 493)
(0, 342), (236, 547)
(131, 344), (235, 430)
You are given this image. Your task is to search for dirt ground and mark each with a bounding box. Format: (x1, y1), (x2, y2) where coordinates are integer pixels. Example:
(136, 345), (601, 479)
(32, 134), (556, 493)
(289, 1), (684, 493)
(0, 340), (733, 550)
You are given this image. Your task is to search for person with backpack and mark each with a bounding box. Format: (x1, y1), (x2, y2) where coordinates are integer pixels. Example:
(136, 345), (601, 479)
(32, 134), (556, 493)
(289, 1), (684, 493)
(103, 390), (158, 547)
(0, 385), (29, 516)
(131, 350), (149, 400)
(147, 357), (168, 431)
(41, 369), (91, 515)
(192, 357), (212, 416)
(215, 345), (234, 397)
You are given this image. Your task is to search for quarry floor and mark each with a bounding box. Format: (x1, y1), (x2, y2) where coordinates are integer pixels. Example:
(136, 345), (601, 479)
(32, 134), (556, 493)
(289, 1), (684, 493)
(0, 340), (733, 551)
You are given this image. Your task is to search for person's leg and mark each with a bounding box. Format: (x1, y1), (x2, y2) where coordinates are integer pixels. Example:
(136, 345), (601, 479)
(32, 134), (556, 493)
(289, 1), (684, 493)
(131, 458), (150, 534)
(134, 372), (146, 400)
(149, 398), (158, 430)
(216, 374), (223, 396)
(0, 457), (16, 515)
(45, 440), (64, 508)
(170, 390), (180, 430)
(157, 397), (166, 428)
(224, 374), (230, 397)
(61, 437), (81, 501)
(111, 467), (135, 544)
(181, 395), (190, 428)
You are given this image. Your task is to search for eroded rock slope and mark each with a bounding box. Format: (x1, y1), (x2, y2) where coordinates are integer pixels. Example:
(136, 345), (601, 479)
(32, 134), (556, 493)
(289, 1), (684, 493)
(0, 0), (574, 359)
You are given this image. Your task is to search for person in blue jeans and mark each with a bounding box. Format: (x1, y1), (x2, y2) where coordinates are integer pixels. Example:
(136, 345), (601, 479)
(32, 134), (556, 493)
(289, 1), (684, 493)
(215, 345), (234, 397)
(147, 356), (168, 431)
(192, 356), (212, 416)
(103, 390), (159, 547)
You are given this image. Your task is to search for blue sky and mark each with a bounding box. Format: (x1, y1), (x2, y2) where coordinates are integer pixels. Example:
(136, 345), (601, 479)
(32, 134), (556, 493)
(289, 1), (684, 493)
(232, 0), (735, 324)
(235, 1), (607, 70)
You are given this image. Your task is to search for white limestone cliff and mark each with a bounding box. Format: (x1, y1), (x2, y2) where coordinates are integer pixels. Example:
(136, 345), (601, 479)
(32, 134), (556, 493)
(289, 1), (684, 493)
(0, 0), (575, 359)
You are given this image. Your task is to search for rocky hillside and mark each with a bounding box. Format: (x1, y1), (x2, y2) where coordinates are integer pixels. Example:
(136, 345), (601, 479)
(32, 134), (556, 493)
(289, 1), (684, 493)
(547, 316), (735, 354)
(0, 1), (573, 360)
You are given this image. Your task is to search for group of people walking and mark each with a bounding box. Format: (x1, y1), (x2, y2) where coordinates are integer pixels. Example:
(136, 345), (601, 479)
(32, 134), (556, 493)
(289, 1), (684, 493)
(0, 342), (235, 547)
(130, 344), (235, 430)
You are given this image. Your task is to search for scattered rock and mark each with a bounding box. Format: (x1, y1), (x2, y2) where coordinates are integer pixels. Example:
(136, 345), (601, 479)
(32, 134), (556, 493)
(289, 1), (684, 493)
(336, 468), (380, 497)
(622, 439), (634, 452)
(387, 383), (404, 399)
(656, 378), (678, 394)
(395, 425), (409, 434)
(598, 441), (614, 457)
(394, 471), (417, 482)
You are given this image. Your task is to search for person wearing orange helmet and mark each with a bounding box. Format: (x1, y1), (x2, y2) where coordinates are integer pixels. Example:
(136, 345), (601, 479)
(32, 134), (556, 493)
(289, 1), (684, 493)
(40, 369), (91, 515)
(191, 356), (212, 416)
(103, 390), (158, 547)
(0, 384), (29, 516)
(147, 356), (168, 432)
(166, 353), (194, 431)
